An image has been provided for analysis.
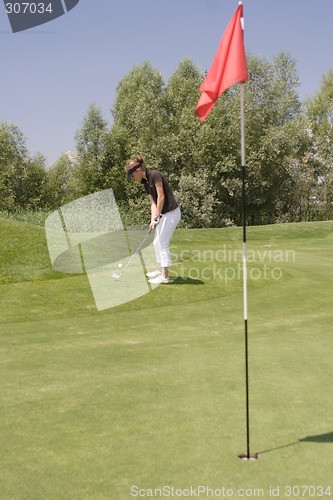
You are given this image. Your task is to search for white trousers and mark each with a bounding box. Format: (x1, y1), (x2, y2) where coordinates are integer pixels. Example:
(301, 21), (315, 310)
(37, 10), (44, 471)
(153, 207), (181, 268)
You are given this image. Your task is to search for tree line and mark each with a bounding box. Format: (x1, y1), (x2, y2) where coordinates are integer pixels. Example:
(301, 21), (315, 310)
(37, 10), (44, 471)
(1, 53), (333, 227)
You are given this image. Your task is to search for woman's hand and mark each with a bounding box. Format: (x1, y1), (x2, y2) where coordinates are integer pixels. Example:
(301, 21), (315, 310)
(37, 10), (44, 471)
(149, 215), (161, 232)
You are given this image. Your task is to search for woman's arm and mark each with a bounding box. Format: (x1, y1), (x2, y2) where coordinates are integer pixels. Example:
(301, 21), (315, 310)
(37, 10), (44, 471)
(148, 181), (165, 230)
(154, 181), (165, 216)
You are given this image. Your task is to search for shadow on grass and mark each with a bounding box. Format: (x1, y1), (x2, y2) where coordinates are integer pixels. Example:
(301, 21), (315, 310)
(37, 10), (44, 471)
(258, 431), (333, 456)
(300, 431), (333, 443)
(172, 277), (204, 285)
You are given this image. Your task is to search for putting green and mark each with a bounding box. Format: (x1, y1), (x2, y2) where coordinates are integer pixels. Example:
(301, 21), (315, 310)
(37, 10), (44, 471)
(0, 218), (332, 499)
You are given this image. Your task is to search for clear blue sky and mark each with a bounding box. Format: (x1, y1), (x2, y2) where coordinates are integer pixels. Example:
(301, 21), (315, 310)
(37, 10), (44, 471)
(1, 0), (333, 167)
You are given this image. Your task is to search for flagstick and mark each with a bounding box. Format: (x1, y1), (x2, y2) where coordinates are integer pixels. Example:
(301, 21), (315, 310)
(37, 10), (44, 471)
(239, 82), (258, 461)
(194, 0), (257, 460)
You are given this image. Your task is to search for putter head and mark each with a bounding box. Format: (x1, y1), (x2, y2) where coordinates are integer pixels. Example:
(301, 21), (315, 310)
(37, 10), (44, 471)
(111, 273), (120, 279)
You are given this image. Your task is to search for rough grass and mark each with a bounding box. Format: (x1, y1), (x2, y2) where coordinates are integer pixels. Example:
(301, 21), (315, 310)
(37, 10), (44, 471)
(0, 217), (332, 499)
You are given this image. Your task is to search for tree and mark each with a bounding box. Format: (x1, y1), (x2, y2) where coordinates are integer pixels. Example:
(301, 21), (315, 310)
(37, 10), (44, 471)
(107, 61), (170, 216)
(15, 153), (47, 209)
(75, 103), (109, 194)
(102, 125), (131, 203)
(175, 171), (219, 228)
(44, 152), (80, 209)
(0, 123), (27, 210)
(162, 58), (203, 179)
(243, 52), (304, 224)
(305, 69), (333, 219)
(0, 122), (47, 211)
(112, 60), (167, 155)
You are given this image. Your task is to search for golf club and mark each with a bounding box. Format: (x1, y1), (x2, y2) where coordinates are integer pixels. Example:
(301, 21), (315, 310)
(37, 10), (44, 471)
(111, 227), (152, 280)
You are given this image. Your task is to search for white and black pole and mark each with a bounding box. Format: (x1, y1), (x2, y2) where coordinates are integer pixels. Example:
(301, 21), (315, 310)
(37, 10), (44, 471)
(239, 81), (258, 461)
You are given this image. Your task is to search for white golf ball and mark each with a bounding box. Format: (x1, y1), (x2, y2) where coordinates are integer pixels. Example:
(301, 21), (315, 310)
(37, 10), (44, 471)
(118, 263), (123, 269)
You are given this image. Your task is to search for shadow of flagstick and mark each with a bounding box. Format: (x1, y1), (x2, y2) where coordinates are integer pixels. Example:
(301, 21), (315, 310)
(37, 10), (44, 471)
(258, 431), (333, 456)
(258, 441), (300, 456)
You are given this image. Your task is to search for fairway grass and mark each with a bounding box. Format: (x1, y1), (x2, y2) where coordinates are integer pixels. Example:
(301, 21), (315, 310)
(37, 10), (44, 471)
(0, 218), (332, 499)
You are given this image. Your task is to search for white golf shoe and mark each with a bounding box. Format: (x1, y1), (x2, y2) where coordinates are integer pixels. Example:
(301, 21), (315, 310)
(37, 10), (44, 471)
(146, 270), (161, 278)
(148, 275), (169, 284)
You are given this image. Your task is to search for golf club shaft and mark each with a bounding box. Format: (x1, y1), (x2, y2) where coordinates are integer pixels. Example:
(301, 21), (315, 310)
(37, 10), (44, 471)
(117, 229), (151, 277)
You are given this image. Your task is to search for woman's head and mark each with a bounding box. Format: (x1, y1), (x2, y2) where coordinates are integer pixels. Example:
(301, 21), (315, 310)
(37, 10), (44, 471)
(125, 155), (146, 181)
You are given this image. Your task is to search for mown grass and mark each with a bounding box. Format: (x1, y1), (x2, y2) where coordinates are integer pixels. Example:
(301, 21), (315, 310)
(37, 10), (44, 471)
(0, 217), (332, 499)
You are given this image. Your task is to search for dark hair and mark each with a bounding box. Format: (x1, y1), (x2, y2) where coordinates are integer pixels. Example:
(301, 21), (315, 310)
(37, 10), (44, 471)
(125, 155), (146, 180)
(124, 155), (146, 173)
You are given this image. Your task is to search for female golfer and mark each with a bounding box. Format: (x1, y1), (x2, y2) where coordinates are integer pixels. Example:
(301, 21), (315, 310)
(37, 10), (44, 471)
(125, 155), (181, 284)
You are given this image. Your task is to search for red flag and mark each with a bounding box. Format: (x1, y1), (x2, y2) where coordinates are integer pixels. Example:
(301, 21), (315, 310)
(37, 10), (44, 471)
(196, 3), (248, 121)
